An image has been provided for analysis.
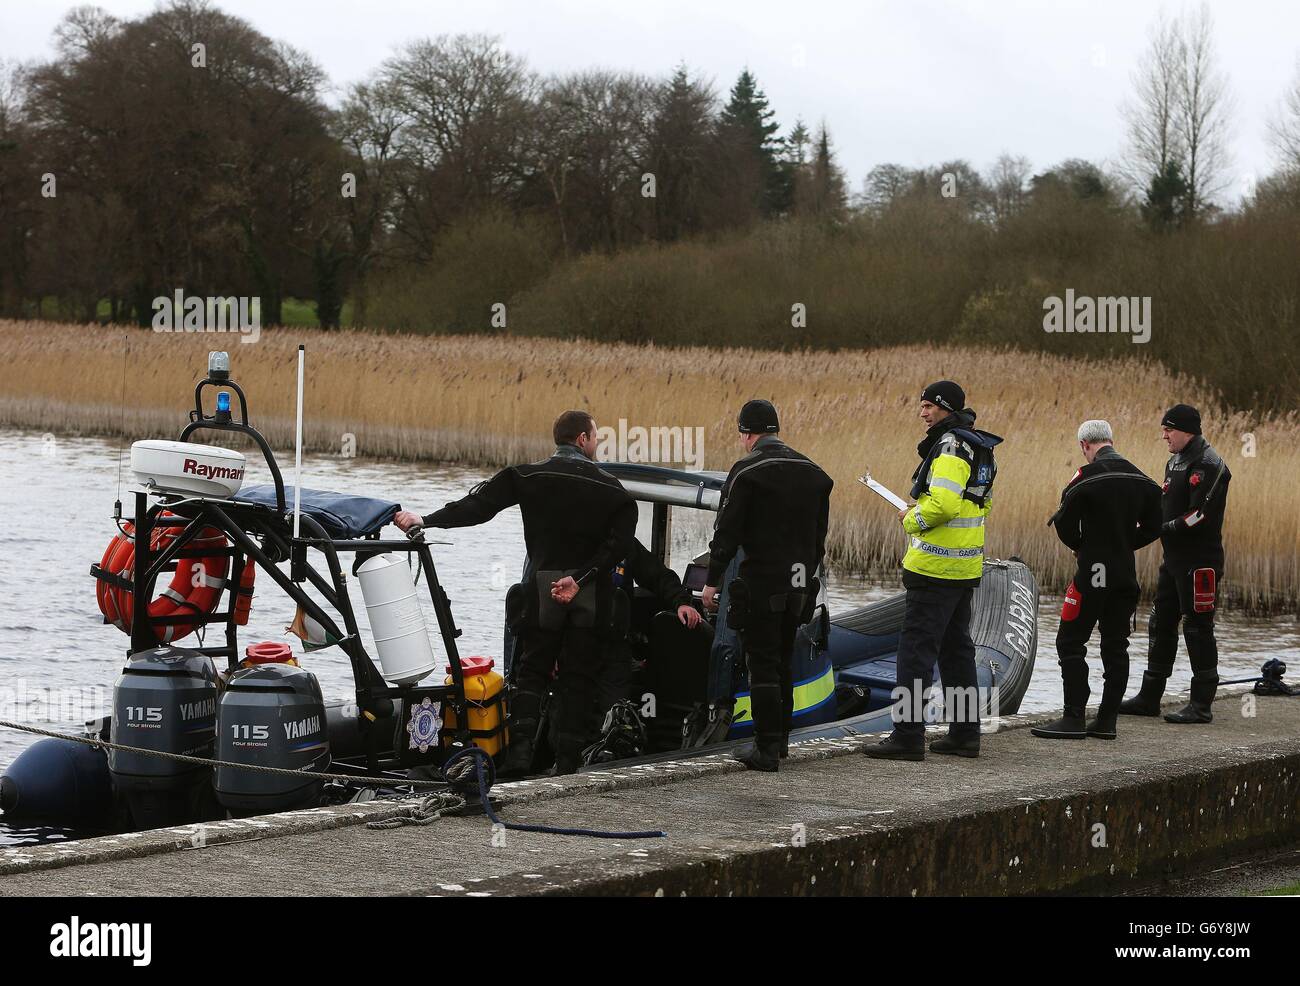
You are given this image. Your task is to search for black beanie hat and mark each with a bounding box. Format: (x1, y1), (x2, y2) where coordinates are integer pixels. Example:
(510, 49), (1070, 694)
(921, 380), (965, 413)
(1161, 403), (1202, 435)
(738, 399), (780, 434)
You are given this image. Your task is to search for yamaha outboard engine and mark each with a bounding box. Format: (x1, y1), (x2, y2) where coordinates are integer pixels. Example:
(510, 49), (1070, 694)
(215, 663), (329, 816)
(109, 645), (219, 829)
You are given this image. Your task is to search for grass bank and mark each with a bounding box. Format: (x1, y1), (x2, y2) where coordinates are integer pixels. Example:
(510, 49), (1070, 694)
(0, 319), (1294, 612)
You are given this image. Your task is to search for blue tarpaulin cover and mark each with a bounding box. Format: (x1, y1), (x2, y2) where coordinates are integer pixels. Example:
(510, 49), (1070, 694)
(234, 485), (400, 539)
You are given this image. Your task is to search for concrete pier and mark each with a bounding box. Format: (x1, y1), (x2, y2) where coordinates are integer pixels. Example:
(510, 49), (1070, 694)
(2, 688), (1297, 896)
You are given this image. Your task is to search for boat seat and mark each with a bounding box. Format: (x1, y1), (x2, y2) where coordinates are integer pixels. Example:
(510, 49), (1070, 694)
(234, 485), (400, 539)
(835, 657), (897, 691)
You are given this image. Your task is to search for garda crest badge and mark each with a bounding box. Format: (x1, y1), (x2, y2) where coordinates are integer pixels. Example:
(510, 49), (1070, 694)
(407, 697), (442, 753)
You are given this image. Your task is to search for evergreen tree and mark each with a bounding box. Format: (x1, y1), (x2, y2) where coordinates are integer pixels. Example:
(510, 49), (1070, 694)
(810, 123), (847, 218)
(1142, 158), (1189, 232)
(719, 69), (787, 215)
(647, 65), (717, 240)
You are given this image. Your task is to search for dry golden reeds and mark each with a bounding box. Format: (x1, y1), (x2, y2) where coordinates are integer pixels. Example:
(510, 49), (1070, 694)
(1, 319), (1295, 612)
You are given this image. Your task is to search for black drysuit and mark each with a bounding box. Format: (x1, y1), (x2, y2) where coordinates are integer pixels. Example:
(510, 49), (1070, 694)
(1049, 445), (1163, 718)
(1147, 436), (1231, 705)
(706, 436), (833, 749)
(422, 444), (636, 768)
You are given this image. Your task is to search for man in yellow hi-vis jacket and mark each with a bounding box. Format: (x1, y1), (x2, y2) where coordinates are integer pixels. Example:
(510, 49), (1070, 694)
(866, 380), (1002, 762)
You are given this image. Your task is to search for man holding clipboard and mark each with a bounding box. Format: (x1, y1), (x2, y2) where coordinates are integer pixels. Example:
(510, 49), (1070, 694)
(864, 381), (1002, 762)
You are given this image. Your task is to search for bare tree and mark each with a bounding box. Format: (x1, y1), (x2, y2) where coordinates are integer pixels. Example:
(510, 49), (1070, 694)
(336, 78), (406, 326)
(1174, 3), (1233, 216)
(381, 33), (536, 252)
(987, 152), (1032, 224)
(1123, 5), (1233, 217)
(530, 70), (655, 253)
(1121, 10), (1184, 192)
(859, 163), (913, 214)
(1268, 56), (1300, 173)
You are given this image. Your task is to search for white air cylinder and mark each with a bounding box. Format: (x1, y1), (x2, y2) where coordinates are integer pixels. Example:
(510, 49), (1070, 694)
(355, 554), (436, 685)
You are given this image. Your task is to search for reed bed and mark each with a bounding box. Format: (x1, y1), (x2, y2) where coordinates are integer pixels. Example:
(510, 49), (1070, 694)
(1, 319), (1295, 613)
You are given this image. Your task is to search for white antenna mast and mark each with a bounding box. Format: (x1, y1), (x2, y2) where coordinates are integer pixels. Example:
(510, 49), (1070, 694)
(293, 344), (304, 539)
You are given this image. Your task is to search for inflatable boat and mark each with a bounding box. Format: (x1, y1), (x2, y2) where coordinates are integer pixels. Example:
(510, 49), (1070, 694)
(0, 355), (1038, 836)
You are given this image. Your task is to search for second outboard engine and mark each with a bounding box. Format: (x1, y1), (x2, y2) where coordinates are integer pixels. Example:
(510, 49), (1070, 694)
(215, 662), (329, 816)
(110, 645), (219, 829)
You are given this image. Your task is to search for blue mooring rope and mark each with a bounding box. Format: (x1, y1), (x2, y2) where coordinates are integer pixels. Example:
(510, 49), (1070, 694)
(442, 746), (666, 840)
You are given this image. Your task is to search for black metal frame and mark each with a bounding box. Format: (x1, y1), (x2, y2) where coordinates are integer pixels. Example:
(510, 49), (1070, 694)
(96, 367), (473, 773)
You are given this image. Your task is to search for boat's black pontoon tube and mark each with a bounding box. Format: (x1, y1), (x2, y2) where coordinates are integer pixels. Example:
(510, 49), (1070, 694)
(92, 363), (474, 774)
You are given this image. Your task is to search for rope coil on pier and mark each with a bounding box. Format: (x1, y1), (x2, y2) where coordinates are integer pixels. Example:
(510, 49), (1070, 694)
(367, 746), (667, 840)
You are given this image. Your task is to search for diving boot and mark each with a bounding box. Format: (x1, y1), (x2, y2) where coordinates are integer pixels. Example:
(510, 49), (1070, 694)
(499, 736), (536, 777)
(864, 733), (925, 761)
(779, 733), (790, 759)
(1085, 716), (1118, 740)
(550, 732), (588, 776)
(1166, 636), (1219, 724)
(1164, 702), (1213, 724)
(735, 735), (782, 772)
(1118, 671), (1169, 717)
(929, 732), (980, 758)
(498, 711), (539, 778)
(1031, 714), (1087, 739)
(737, 682), (784, 771)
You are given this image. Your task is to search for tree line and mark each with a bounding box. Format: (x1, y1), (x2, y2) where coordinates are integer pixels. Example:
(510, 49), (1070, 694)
(0, 1), (1298, 407)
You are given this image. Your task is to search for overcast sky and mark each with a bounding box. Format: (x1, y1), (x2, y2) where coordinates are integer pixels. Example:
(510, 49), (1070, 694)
(4, 0), (1297, 203)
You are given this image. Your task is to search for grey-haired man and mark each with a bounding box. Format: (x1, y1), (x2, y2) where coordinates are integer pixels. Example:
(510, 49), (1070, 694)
(1033, 420), (1162, 740)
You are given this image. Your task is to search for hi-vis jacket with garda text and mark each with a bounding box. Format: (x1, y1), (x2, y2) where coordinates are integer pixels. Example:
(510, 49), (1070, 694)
(901, 411), (1001, 582)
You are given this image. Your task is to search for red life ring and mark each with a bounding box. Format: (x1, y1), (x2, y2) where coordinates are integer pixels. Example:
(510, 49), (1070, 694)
(95, 513), (233, 644)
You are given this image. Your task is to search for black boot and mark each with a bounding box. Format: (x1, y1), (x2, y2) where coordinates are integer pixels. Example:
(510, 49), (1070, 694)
(1085, 715), (1117, 739)
(1163, 702), (1212, 724)
(735, 683), (783, 771)
(1120, 609), (1176, 715)
(1031, 714), (1087, 739)
(929, 732), (980, 757)
(499, 731), (536, 777)
(551, 733), (587, 775)
(499, 688), (542, 777)
(779, 734), (790, 759)
(1165, 669), (1216, 723)
(864, 732), (925, 761)
(1166, 627), (1219, 724)
(1036, 657), (1089, 738)
(736, 734), (782, 772)
(1118, 671), (1169, 716)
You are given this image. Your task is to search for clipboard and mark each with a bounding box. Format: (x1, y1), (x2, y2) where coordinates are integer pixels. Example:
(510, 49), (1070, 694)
(857, 473), (909, 510)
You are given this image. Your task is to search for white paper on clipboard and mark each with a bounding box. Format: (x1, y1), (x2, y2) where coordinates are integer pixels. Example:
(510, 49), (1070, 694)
(857, 474), (909, 510)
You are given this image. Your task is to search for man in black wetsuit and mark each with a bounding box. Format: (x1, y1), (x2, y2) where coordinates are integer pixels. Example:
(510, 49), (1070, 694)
(701, 400), (833, 772)
(395, 410), (636, 775)
(1119, 404), (1232, 724)
(1033, 420), (1162, 741)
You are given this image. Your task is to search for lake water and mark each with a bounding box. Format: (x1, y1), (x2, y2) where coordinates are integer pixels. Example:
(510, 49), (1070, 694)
(1, 427), (1296, 843)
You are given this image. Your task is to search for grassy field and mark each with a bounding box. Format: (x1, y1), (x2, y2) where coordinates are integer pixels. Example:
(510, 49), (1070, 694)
(0, 319), (1294, 612)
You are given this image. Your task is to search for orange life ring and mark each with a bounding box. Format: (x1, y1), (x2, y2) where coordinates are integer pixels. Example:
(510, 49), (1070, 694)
(95, 512), (233, 644)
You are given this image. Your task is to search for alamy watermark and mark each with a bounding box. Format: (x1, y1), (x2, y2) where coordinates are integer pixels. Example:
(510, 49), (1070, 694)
(595, 418), (705, 471)
(890, 681), (1001, 726)
(152, 290), (261, 343)
(1043, 290), (1151, 344)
